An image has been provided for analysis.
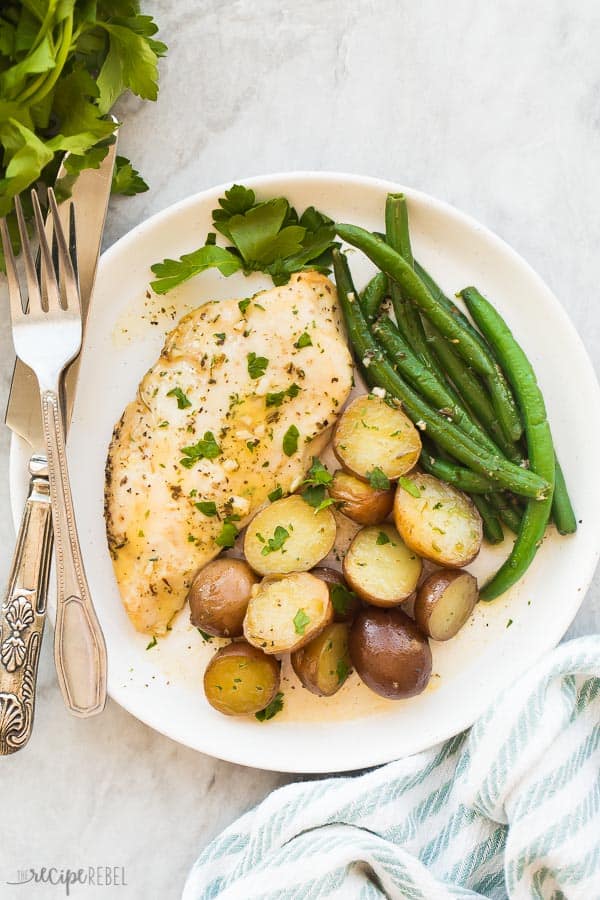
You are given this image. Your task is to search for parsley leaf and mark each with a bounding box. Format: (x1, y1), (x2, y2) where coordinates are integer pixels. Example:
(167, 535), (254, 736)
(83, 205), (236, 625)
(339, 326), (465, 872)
(215, 522), (238, 549)
(293, 608), (311, 635)
(283, 425), (300, 457)
(261, 525), (290, 556)
(151, 244), (241, 295)
(376, 531), (390, 545)
(367, 467), (391, 490)
(167, 386), (192, 409)
(112, 155), (149, 196)
(336, 659), (350, 685)
(304, 458), (333, 486)
(330, 584), (357, 618)
(268, 486), (283, 502)
(300, 483), (336, 513)
(294, 332), (312, 349)
(197, 628), (213, 641)
(180, 432), (221, 467)
(398, 476), (421, 498)
(146, 636), (157, 650)
(255, 691), (284, 722)
(195, 501), (217, 517)
(247, 352), (269, 379)
(238, 298), (251, 314)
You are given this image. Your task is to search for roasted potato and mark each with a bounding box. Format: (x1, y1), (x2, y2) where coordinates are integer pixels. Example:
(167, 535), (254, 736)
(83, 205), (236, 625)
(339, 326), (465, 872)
(415, 569), (478, 641)
(244, 572), (333, 654)
(188, 558), (258, 637)
(310, 567), (361, 622)
(203, 641), (280, 716)
(329, 469), (394, 525)
(393, 473), (483, 567)
(343, 524), (422, 606)
(349, 607), (432, 699)
(243, 495), (336, 577)
(291, 622), (352, 696)
(333, 395), (421, 480)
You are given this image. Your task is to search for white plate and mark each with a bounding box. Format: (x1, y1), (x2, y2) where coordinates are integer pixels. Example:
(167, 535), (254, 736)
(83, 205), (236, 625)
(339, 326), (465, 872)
(10, 173), (600, 773)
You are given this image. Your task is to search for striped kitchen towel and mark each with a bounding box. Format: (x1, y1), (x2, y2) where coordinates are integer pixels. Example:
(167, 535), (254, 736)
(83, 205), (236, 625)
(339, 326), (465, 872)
(183, 636), (600, 899)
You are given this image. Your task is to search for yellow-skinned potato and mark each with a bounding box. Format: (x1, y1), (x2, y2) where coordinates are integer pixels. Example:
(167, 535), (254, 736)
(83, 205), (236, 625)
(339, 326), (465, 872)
(243, 495), (336, 577)
(188, 558), (258, 637)
(329, 469), (394, 525)
(291, 622), (352, 696)
(203, 641), (280, 716)
(343, 524), (422, 606)
(333, 395), (421, 480)
(415, 569), (479, 641)
(244, 572), (333, 654)
(394, 473), (483, 567)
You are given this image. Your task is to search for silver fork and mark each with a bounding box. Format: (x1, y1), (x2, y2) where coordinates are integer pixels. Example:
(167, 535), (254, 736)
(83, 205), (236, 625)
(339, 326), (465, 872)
(1, 189), (107, 717)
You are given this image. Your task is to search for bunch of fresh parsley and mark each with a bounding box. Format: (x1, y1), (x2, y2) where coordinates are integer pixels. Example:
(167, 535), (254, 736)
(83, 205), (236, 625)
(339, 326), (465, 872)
(150, 184), (339, 294)
(0, 1), (166, 256)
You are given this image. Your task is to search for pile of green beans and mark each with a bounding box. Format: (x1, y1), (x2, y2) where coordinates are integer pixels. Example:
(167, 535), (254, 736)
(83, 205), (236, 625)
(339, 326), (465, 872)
(333, 196), (576, 602)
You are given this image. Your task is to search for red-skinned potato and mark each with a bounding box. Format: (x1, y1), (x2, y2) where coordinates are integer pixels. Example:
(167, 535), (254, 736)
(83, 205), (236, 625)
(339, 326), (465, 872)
(349, 607), (432, 699)
(329, 470), (394, 525)
(414, 569), (478, 641)
(291, 622), (352, 696)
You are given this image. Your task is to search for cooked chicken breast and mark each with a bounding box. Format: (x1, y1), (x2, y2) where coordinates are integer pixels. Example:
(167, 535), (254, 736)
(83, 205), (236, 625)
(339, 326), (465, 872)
(105, 272), (353, 634)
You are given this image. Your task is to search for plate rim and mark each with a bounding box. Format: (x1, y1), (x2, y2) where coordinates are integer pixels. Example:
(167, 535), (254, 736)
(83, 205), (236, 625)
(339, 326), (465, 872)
(9, 169), (600, 772)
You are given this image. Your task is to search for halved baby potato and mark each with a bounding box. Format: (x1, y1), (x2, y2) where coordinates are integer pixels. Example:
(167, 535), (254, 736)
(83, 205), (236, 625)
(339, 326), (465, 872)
(310, 567), (361, 622)
(203, 641), (280, 716)
(329, 469), (394, 525)
(244, 572), (333, 654)
(415, 569), (479, 641)
(291, 622), (352, 696)
(333, 395), (421, 480)
(394, 473), (483, 567)
(243, 495), (336, 577)
(188, 558), (258, 637)
(343, 524), (422, 606)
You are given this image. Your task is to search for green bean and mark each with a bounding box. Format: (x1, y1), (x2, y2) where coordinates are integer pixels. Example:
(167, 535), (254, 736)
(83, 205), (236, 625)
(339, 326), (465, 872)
(419, 448), (497, 493)
(332, 250), (550, 500)
(423, 322), (521, 462)
(486, 491), (522, 534)
(460, 287), (556, 600)
(385, 194), (427, 353)
(415, 260), (523, 443)
(360, 272), (387, 323)
(471, 494), (504, 544)
(336, 224), (494, 376)
(373, 316), (502, 456)
(552, 456), (577, 535)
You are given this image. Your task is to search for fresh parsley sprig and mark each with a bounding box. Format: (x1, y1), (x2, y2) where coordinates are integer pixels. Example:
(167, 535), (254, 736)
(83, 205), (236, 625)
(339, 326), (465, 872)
(150, 184), (338, 294)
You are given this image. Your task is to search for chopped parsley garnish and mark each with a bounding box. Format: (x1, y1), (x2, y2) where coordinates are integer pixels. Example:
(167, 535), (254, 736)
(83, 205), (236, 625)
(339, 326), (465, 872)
(294, 332), (312, 349)
(336, 659), (350, 685)
(197, 628), (213, 641)
(304, 457), (333, 486)
(398, 476), (421, 498)
(180, 432), (221, 467)
(146, 636), (157, 650)
(238, 298), (251, 314)
(261, 525), (290, 556)
(214, 332), (226, 344)
(167, 386), (192, 409)
(195, 501), (218, 517)
(247, 352), (269, 379)
(265, 383), (301, 407)
(367, 467), (391, 490)
(215, 522), (238, 548)
(376, 531), (390, 545)
(255, 692), (284, 722)
(330, 584), (356, 617)
(506, 619), (513, 628)
(301, 483), (335, 513)
(268, 486), (283, 502)
(287, 382), (300, 398)
(187, 533), (196, 543)
(283, 425), (300, 456)
(293, 608), (311, 635)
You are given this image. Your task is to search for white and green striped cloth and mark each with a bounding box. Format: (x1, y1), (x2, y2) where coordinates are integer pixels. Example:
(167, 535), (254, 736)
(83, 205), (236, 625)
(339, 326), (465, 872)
(183, 636), (600, 899)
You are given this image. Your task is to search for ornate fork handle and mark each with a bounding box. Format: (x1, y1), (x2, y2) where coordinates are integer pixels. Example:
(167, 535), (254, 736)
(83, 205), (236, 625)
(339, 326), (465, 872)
(0, 458), (52, 755)
(42, 390), (107, 716)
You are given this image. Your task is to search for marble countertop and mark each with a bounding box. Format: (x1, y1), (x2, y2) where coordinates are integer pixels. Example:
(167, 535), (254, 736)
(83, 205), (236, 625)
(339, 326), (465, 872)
(1, 2), (599, 897)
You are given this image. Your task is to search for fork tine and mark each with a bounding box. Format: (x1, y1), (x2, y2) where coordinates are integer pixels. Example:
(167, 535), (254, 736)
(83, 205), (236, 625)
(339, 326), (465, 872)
(48, 188), (79, 313)
(31, 189), (61, 312)
(0, 215), (25, 324)
(14, 194), (43, 315)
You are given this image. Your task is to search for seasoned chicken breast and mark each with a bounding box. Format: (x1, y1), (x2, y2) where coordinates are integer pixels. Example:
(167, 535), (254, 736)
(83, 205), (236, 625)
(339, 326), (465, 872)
(105, 272), (353, 634)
